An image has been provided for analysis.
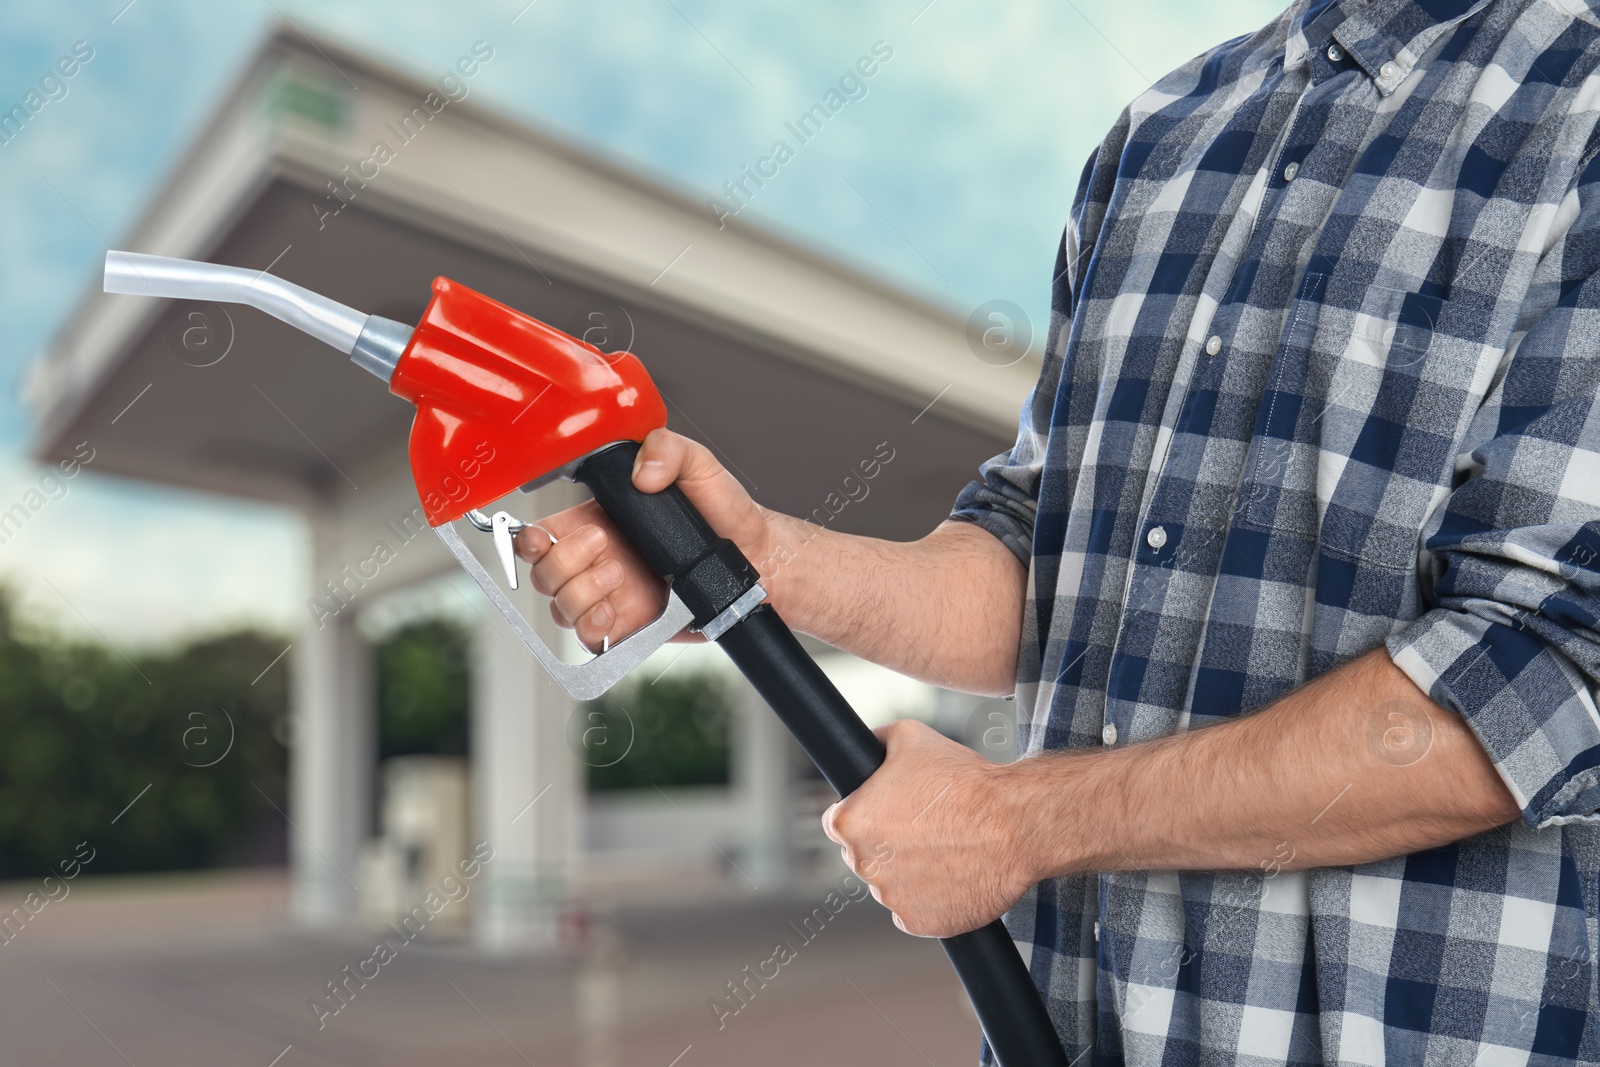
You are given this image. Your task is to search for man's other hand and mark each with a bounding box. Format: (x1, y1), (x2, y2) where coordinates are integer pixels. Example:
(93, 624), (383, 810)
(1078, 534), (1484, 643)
(822, 719), (1037, 938)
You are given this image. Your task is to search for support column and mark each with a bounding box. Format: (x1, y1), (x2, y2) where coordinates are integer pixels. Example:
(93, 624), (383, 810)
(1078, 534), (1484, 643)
(735, 679), (791, 887)
(471, 482), (583, 954)
(289, 606), (375, 927)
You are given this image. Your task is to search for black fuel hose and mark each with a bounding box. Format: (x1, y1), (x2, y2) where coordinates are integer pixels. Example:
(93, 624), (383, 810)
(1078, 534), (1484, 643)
(577, 442), (1068, 1067)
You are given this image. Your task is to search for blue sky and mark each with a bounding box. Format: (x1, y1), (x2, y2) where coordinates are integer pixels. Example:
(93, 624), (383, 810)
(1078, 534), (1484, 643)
(0, 0), (1281, 644)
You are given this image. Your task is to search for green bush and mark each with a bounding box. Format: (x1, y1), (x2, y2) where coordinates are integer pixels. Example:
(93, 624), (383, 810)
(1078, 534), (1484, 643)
(373, 619), (736, 793)
(582, 670), (733, 791)
(0, 593), (735, 879)
(376, 619), (469, 759)
(0, 593), (289, 878)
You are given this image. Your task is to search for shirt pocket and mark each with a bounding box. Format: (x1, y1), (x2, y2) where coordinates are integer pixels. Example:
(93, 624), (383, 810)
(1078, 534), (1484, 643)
(1238, 273), (1480, 571)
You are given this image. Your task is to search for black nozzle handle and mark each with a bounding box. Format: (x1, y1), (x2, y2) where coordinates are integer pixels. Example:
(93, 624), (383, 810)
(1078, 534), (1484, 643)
(572, 440), (1068, 1067)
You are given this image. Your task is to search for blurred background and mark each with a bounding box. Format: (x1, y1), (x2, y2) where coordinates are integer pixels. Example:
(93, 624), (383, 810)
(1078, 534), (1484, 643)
(0, 2), (1277, 1064)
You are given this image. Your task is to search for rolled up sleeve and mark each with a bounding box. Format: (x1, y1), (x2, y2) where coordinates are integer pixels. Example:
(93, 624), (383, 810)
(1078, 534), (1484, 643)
(1389, 590), (1600, 829)
(1387, 151), (1600, 829)
(950, 455), (1043, 567)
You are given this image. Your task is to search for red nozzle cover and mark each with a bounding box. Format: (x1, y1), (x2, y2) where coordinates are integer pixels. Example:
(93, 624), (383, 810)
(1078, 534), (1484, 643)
(390, 278), (668, 526)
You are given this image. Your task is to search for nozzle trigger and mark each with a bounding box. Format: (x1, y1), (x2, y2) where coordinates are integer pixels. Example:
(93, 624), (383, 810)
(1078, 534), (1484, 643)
(491, 511), (522, 589)
(465, 507), (529, 588)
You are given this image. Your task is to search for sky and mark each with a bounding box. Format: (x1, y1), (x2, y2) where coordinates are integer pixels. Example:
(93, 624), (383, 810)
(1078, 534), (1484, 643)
(0, 0), (1282, 646)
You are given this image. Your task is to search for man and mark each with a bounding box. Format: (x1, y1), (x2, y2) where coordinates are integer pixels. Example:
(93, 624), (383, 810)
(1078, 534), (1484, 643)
(519, 0), (1600, 1061)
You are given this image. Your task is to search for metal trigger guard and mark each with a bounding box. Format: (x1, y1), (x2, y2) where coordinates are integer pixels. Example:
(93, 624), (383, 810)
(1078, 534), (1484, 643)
(435, 520), (693, 701)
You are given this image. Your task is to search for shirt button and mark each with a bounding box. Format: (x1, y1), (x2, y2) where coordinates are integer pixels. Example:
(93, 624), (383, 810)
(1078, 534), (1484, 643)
(1093, 920), (1101, 942)
(1380, 61), (1398, 80)
(1283, 161), (1300, 182)
(1102, 722), (1118, 746)
(1205, 334), (1222, 356)
(1327, 43), (1343, 62)
(1146, 525), (1168, 550)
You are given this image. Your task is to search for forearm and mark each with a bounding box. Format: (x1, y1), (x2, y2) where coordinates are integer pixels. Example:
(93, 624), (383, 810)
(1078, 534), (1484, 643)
(761, 514), (1026, 696)
(1012, 648), (1522, 879)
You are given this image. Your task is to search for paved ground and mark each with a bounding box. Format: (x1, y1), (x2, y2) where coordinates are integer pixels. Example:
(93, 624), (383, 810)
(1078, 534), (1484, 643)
(0, 867), (981, 1066)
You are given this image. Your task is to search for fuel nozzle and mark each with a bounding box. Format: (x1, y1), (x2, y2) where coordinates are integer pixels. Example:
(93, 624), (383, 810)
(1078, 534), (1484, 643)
(100, 248), (696, 700)
(102, 251), (413, 382)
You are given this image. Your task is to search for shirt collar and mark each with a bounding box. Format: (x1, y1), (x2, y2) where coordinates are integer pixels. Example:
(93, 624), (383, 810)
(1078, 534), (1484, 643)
(1285, 0), (1492, 94)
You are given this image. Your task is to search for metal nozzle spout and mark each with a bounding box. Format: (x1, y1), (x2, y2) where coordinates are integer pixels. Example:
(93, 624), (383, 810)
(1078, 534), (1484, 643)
(102, 251), (411, 381)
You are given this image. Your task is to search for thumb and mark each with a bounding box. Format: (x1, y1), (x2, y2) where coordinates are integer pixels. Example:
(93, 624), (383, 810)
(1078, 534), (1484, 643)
(631, 428), (732, 498)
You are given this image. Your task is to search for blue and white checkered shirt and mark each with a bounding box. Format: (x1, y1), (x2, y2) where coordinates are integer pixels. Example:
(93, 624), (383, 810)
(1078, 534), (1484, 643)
(952, 0), (1600, 1062)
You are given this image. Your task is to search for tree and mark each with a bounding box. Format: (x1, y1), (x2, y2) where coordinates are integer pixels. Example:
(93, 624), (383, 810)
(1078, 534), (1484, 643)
(0, 594), (290, 877)
(581, 670), (733, 791)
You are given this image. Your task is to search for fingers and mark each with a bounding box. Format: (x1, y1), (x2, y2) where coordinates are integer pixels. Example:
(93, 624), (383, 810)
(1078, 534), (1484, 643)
(826, 800), (914, 931)
(524, 524), (608, 600)
(513, 520), (620, 652)
(551, 553), (622, 625)
(528, 525), (628, 649)
(505, 429), (741, 656)
(565, 597), (615, 654)
(512, 501), (604, 563)
(822, 800), (845, 846)
(513, 520), (560, 557)
(822, 799), (867, 876)
(551, 557), (624, 631)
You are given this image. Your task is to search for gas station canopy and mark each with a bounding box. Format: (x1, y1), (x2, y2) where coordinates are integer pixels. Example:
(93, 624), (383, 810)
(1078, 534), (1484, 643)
(29, 26), (1035, 540)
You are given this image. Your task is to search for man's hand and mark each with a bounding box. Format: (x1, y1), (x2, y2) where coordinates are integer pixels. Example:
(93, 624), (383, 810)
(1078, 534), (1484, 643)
(822, 719), (1037, 938)
(819, 652), (1521, 942)
(514, 427), (1029, 694)
(513, 428), (777, 652)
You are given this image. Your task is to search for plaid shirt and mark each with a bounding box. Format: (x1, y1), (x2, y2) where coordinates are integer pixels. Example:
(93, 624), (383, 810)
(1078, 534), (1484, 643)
(952, 0), (1600, 1062)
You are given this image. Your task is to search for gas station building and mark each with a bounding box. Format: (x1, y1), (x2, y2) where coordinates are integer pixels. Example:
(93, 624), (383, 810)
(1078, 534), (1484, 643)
(27, 28), (1032, 950)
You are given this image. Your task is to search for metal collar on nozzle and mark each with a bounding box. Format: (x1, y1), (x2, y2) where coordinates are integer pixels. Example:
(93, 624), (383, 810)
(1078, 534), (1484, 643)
(102, 251), (413, 381)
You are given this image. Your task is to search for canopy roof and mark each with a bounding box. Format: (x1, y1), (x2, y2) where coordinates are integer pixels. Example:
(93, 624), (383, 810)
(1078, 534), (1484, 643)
(29, 27), (1033, 541)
